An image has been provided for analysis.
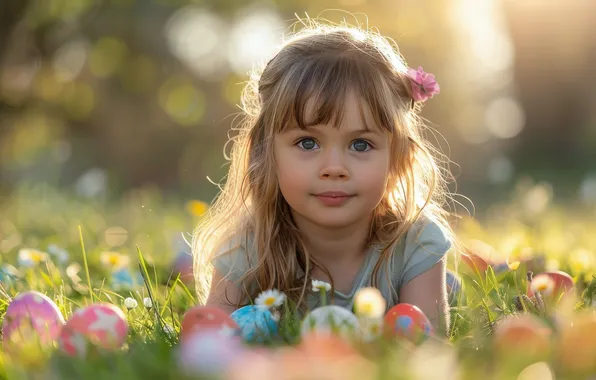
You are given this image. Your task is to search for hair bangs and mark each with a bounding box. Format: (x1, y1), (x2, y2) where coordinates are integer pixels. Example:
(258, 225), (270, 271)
(274, 54), (397, 134)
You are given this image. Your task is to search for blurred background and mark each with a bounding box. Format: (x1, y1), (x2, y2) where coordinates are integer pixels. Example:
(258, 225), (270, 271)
(1, 0), (595, 220)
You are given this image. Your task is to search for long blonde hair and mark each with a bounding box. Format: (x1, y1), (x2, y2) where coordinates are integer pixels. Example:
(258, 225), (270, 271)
(192, 18), (461, 308)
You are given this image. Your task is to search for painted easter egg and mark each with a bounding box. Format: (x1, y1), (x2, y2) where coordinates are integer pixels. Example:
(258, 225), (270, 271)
(58, 303), (128, 357)
(171, 252), (194, 285)
(299, 332), (358, 358)
(493, 314), (552, 360)
(556, 311), (596, 374)
(461, 252), (490, 273)
(384, 303), (433, 344)
(2, 291), (65, 352)
(230, 305), (278, 343)
(301, 305), (360, 340)
(180, 306), (239, 342)
(178, 329), (245, 376)
(527, 271), (575, 299)
(111, 268), (144, 290)
(446, 270), (462, 305)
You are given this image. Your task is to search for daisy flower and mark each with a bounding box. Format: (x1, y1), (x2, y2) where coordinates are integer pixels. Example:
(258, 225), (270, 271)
(124, 297), (138, 310)
(354, 287), (386, 319)
(99, 251), (130, 270)
(18, 248), (49, 268)
(312, 280), (331, 292)
(143, 297), (153, 309)
(255, 289), (286, 310)
(531, 274), (555, 296)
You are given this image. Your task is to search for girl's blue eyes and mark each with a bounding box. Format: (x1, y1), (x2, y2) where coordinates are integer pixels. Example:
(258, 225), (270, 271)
(296, 138), (373, 152)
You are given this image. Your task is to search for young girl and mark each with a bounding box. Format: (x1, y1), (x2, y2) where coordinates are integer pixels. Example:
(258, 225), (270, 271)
(192, 19), (460, 335)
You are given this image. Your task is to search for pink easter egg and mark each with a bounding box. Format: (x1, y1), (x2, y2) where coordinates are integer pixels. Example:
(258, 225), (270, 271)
(180, 306), (239, 342)
(178, 329), (245, 376)
(527, 271), (575, 299)
(2, 291), (65, 352)
(58, 303), (128, 357)
(384, 303), (433, 344)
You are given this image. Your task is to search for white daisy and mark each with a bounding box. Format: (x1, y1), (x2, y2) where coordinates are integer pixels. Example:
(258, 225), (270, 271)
(530, 274), (555, 296)
(143, 297), (153, 309)
(354, 287), (386, 319)
(312, 280), (331, 292)
(255, 289), (286, 309)
(124, 297), (138, 310)
(18, 248), (49, 268)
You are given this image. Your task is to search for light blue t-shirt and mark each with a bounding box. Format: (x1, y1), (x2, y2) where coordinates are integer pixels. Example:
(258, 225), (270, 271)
(211, 218), (452, 312)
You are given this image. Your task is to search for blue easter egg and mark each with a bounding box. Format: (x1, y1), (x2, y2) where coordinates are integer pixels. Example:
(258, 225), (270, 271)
(230, 305), (278, 343)
(111, 268), (144, 290)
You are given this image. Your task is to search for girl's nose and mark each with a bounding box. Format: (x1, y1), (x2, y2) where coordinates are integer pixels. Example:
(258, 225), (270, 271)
(319, 148), (349, 180)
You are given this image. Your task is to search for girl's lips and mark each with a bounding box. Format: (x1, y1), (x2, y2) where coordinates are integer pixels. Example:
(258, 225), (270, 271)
(314, 191), (353, 197)
(313, 193), (354, 206)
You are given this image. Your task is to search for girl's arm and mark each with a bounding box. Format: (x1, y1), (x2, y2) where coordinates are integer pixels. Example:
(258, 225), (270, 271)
(398, 257), (450, 336)
(205, 269), (242, 314)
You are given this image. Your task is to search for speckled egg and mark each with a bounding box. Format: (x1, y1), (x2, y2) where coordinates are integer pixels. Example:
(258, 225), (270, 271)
(58, 303), (128, 357)
(2, 291), (65, 352)
(230, 305), (278, 343)
(384, 303), (433, 344)
(181, 306), (239, 342)
(301, 305), (360, 341)
(178, 329), (245, 376)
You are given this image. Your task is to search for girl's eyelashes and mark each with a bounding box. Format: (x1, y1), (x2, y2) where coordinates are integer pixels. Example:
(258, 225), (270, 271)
(296, 137), (319, 151)
(350, 139), (373, 152)
(294, 137), (375, 152)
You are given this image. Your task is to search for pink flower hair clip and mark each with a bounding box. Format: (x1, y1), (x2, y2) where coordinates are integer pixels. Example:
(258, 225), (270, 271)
(406, 66), (440, 103)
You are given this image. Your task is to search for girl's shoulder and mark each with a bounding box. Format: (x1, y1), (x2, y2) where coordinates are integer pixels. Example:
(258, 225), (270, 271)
(210, 232), (257, 283)
(389, 216), (453, 287)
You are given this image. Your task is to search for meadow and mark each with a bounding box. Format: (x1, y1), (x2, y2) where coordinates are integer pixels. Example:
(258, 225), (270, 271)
(1, 180), (596, 380)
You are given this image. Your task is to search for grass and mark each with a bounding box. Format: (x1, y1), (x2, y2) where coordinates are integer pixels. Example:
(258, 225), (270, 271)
(1, 181), (596, 379)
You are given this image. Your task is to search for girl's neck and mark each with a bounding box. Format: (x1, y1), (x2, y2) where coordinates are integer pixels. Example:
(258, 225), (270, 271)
(293, 213), (373, 266)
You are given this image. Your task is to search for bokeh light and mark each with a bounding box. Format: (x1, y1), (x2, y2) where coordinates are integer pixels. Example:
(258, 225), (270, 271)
(52, 39), (88, 82)
(158, 76), (206, 126)
(165, 7), (229, 80)
(89, 37), (128, 78)
(227, 6), (284, 76)
(485, 96), (526, 139)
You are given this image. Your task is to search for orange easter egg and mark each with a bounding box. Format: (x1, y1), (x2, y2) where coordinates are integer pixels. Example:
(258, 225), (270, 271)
(493, 314), (552, 360)
(180, 306), (238, 342)
(298, 332), (358, 358)
(461, 252), (489, 273)
(556, 311), (596, 375)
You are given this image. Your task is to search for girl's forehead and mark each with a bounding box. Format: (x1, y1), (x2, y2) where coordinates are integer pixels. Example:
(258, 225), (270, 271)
(300, 88), (382, 133)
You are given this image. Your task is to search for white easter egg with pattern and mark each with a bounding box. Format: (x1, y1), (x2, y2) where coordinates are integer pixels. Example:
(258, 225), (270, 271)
(301, 305), (360, 340)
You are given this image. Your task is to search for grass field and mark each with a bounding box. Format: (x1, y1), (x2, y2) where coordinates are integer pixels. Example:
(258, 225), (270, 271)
(1, 182), (595, 380)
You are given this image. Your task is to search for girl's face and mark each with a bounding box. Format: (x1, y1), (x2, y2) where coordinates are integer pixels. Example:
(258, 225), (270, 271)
(273, 89), (391, 230)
